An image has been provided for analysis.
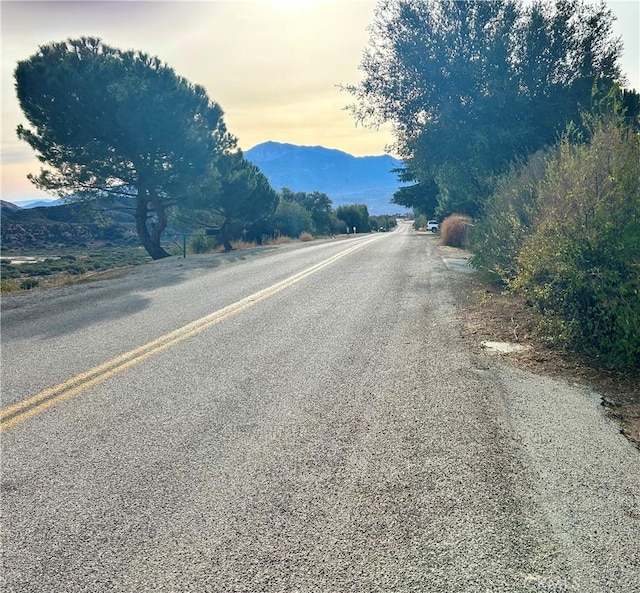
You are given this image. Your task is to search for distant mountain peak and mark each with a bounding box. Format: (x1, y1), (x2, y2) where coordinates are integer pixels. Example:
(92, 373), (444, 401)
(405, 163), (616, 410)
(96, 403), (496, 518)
(247, 140), (392, 160)
(245, 141), (405, 215)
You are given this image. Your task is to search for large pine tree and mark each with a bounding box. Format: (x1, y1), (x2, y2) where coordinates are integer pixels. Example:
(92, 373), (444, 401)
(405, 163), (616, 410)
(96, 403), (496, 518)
(15, 37), (233, 259)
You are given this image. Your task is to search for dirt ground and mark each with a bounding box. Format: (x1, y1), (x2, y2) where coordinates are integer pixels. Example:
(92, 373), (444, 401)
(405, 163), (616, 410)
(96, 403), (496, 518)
(446, 246), (640, 451)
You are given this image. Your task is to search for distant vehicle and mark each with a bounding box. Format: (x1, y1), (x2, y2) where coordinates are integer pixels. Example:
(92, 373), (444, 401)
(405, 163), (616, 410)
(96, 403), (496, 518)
(379, 227), (387, 232)
(427, 220), (439, 232)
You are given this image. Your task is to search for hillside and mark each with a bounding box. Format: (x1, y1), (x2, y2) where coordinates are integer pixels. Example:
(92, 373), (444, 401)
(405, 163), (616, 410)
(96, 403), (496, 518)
(0, 200), (137, 252)
(245, 141), (406, 214)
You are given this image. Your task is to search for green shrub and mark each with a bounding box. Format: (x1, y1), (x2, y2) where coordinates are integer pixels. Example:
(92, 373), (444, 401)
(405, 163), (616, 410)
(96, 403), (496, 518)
(513, 120), (640, 370)
(470, 152), (547, 284)
(440, 214), (473, 248)
(1, 261), (19, 279)
(413, 214), (428, 231)
(189, 231), (216, 254)
(20, 279), (40, 290)
(67, 264), (89, 275)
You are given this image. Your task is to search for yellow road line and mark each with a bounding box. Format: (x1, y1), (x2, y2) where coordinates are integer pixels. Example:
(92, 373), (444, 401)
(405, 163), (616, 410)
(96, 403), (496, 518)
(1, 235), (384, 431)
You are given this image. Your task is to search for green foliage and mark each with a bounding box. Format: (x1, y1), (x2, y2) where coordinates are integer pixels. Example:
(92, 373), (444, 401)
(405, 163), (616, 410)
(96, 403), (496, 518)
(513, 121), (639, 369)
(189, 230), (217, 254)
(15, 37), (233, 260)
(391, 173), (439, 216)
(348, 0), (626, 218)
(471, 152), (548, 284)
(475, 118), (639, 370)
(271, 199), (314, 239)
(184, 151), (279, 251)
(218, 187), (334, 244)
(329, 214), (347, 235)
(413, 213), (428, 231)
(0, 247), (150, 292)
(281, 188), (333, 236)
(20, 279), (40, 290)
(440, 214), (473, 248)
(335, 204), (371, 233)
(370, 215), (397, 231)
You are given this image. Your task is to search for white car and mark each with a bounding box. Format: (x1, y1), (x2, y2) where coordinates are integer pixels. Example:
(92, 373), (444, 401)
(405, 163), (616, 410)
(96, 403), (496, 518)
(426, 220), (439, 232)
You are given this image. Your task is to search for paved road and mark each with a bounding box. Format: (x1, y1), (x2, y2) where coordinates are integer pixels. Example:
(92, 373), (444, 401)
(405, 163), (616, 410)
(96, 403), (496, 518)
(1, 223), (639, 592)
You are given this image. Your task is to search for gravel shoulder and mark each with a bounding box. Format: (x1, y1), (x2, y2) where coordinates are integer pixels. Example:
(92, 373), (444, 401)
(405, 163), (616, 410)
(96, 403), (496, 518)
(442, 244), (640, 450)
(437, 241), (640, 590)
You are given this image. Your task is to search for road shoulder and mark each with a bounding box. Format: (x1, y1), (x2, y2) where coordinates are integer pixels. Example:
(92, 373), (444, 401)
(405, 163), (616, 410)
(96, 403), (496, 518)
(444, 245), (640, 451)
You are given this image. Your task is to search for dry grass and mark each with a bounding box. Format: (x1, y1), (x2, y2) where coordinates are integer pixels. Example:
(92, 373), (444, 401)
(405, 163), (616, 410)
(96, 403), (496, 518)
(0, 267), (136, 294)
(440, 214), (473, 248)
(228, 240), (258, 250)
(192, 233), (310, 254)
(265, 236), (294, 245)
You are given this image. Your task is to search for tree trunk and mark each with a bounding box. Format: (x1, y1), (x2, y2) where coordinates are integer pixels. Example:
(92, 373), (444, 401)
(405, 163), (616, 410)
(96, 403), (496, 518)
(135, 191), (171, 260)
(220, 216), (233, 252)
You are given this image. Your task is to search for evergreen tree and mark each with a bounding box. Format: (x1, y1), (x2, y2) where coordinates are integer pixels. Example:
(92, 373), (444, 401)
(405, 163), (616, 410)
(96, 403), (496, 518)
(187, 151), (279, 251)
(15, 37), (232, 259)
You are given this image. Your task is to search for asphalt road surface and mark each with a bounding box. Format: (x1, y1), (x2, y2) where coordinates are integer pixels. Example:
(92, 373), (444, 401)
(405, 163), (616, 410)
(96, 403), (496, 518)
(1, 223), (639, 592)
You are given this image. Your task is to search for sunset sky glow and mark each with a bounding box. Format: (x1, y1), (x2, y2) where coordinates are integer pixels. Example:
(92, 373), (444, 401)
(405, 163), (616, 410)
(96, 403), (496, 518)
(1, 0), (638, 203)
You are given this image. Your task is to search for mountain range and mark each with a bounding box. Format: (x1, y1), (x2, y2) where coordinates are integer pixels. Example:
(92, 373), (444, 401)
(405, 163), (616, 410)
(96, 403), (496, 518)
(6, 143), (407, 216)
(8, 199), (63, 209)
(245, 141), (406, 215)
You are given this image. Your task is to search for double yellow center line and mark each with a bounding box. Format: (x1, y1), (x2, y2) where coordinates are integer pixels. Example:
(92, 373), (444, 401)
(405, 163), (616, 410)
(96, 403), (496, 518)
(1, 235), (384, 432)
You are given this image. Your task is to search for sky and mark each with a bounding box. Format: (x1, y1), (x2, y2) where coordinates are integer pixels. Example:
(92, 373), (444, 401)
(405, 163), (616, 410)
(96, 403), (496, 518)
(1, 0), (638, 204)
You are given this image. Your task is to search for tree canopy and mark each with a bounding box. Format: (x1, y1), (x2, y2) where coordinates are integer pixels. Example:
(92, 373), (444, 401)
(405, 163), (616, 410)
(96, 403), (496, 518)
(185, 151), (279, 251)
(347, 0), (625, 217)
(336, 204), (372, 233)
(15, 37), (233, 259)
(280, 188), (333, 236)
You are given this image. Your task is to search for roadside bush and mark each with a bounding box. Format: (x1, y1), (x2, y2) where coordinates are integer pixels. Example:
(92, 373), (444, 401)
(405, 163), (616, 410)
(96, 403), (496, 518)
(20, 279), (40, 290)
(272, 200), (314, 239)
(299, 232), (314, 242)
(471, 152), (547, 284)
(413, 213), (428, 231)
(513, 120), (640, 370)
(67, 263), (90, 275)
(440, 214), (472, 248)
(190, 230), (216, 254)
(329, 215), (347, 235)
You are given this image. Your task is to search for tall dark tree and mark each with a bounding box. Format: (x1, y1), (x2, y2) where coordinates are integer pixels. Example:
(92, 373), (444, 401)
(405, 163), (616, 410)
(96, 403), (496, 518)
(15, 37), (232, 259)
(390, 165), (438, 215)
(347, 0), (624, 217)
(186, 151), (279, 251)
